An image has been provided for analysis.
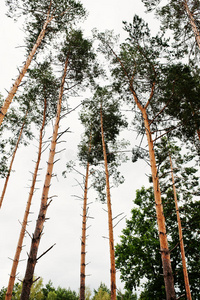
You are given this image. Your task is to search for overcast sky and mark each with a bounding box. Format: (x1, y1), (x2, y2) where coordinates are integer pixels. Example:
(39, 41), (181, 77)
(0, 0), (158, 296)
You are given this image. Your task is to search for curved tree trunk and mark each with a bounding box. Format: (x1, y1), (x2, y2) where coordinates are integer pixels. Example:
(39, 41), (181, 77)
(5, 100), (47, 300)
(0, 110), (28, 209)
(100, 103), (116, 300)
(20, 56), (69, 300)
(169, 154), (192, 300)
(0, 2), (54, 127)
(142, 108), (176, 300)
(183, 0), (200, 50)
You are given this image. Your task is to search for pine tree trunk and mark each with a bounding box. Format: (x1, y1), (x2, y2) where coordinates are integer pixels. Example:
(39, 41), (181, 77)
(142, 108), (176, 300)
(80, 135), (92, 300)
(169, 154), (192, 300)
(183, 0), (200, 49)
(100, 103), (116, 300)
(0, 3), (54, 127)
(20, 56), (69, 300)
(0, 110), (28, 209)
(5, 100), (47, 300)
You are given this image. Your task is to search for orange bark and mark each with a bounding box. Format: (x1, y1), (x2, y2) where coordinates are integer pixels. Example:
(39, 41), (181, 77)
(0, 2), (54, 127)
(169, 154), (192, 300)
(142, 108), (176, 300)
(0, 110), (28, 209)
(100, 103), (116, 300)
(80, 138), (91, 300)
(20, 56), (69, 300)
(5, 100), (46, 300)
(183, 0), (200, 50)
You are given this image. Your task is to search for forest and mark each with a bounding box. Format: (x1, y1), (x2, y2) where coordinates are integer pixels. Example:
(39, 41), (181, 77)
(0, 0), (200, 299)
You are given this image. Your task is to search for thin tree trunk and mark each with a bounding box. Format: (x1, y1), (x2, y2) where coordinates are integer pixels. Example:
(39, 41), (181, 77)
(169, 154), (192, 300)
(5, 99), (47, 300)
(20, 56), (69, 300)
(183, 0), (200, 49)
(142, 108), (176, 300)
(100, 103), (116, 300)
(0, 1), (54, 127)
(0, 110), (28, 209)
(80, 136), (92, 300)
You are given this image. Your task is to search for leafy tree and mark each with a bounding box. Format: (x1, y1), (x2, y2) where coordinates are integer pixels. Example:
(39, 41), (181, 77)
(96, 16), (177, 299)
(0, 0), (85, 126)
(157, 63), (200, 149)
(79, 86), (128, 299)
(20, 29), (96, 299)
(115, 185), (200, 299)
(93, 283), (111, 300)
(142, 0), (200, 58)
(5, 60), (59, 299)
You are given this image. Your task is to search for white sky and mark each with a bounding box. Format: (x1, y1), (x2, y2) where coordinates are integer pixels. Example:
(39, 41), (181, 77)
(0, 0), (158, 296)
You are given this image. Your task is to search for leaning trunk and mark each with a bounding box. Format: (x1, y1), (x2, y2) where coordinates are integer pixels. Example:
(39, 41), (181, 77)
(5, 100), (46, 300)
(142, 108), (176, 300)
(20, 56), (69, 300)
(0, 5), (54, 127)
(169, 154), (192, 300)
(183, 0), (200, 49)
(100, 103), (116, 300)
(0, 110), (28, 209)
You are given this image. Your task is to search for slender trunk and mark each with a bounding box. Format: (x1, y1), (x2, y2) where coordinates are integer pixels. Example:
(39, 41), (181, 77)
(80, 137), (92, 300)
(0, 5), (54, 127)
(5, 100), (47, 300)
(142, 108), (176, 300)
(0, 110), (28, 209)
(20, 56), (69, 300)
(169, 154), (192, 300)
(100, 103), (116, 300)
(183, 0), (200, 49)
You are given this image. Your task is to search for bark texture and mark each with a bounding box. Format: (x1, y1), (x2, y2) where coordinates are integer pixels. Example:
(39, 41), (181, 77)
(100, 103), (116, 300)
(0, 110), (28, 209)
(142, 109), (176, 300)
(5, 101), (46, 300)
(20, 57), (68, 300)
(80, 160), (90, 300)
(183, 0), (200, 50)
(169, 154), (192, 300)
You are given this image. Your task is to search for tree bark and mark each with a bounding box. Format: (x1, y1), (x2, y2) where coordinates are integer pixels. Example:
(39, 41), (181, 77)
(80, 138), (91, 300)
(0, 110), (28, 209)
(142, 108), (176, 300)
(0, 2), (54, 127)
(5, 100), (46, 300)
(183, 0), (200, 49)
(169, 154), (192, 300)
(20, 56), (69, 300)
(100, 103), (116, 300)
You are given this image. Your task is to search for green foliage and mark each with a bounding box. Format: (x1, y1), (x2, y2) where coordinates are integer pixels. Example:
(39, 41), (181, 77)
(6, 0), (86, 53)
(115, 183), (200, 298)
(0, 279), (79, 300)
(158, 64), (200, 149)
(142, 0), (200, 60)
(93, 283), (111, 300)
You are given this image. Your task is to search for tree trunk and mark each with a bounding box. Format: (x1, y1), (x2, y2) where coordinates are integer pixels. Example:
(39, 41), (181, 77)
(169, 154), (192, 300)
(183, 0), (200, 49)
(5, 100), (46, 300)
(80, 138), (91, 300)
(0, 3), (54, 127)
(0, 110), (28, 209)
(142, 108), (176, 300)
(20, 56), (68, 300)
(100, 103), (116, 300)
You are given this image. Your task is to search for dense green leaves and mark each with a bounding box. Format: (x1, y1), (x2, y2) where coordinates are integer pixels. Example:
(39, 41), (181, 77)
(115, 186), (200, 298)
